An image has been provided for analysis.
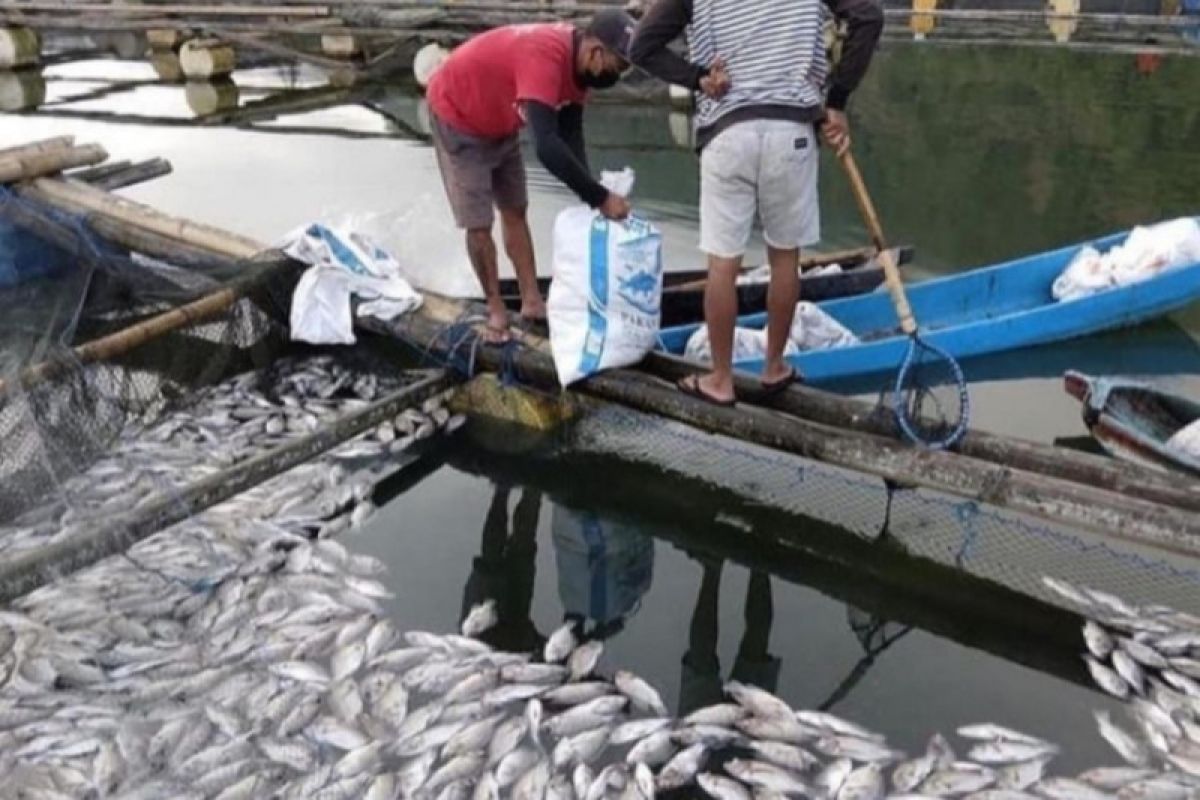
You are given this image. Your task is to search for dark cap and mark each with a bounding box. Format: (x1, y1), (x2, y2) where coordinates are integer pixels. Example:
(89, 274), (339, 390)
(586, 9), (636, 61)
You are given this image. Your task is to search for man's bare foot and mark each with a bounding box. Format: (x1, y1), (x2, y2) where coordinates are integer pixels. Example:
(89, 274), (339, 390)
(519, 295), (547, 323)
(484, 308), (511, 344)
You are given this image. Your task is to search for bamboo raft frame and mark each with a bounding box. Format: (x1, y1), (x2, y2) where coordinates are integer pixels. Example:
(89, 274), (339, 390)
(2, 135), (1199, 566)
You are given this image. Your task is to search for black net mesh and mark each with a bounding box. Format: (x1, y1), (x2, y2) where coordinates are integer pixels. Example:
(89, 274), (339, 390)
(0, 187), (293, 524)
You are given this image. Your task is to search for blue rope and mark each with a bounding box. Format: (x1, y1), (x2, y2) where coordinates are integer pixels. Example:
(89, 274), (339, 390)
(892, 332), (971, 451)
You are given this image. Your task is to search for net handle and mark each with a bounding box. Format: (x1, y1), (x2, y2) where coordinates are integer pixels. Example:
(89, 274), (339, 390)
(838, 149), (917, 336)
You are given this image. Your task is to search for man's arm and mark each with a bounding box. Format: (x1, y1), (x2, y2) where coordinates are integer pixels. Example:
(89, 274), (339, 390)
(556, 103), (589, 171)
(823, 0), (884, 111)
(629, 0), (706, 90)
(522, 100), (607, 208)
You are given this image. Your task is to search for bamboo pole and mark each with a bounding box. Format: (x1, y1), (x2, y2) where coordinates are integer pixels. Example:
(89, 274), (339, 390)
(0, 135), (73, 160)
(0, 279), (246, 397)
(88, 158), (173, 192)
(0, 143), (108, 184)
(28, 176), (263, 260)
(641, 353), (1200, 515)
(362, 302), (1200, 554)
(0, 2), (332, 16)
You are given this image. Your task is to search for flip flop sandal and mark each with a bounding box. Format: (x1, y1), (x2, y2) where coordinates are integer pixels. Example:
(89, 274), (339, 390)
(676, 374), (737, 407)
(758, 367), (801, 398)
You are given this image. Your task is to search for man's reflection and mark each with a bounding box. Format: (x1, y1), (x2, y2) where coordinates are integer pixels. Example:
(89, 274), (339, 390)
(552, 504), (654, 643)
(679, 557), (780, 716)
(460, 482), (546, 654)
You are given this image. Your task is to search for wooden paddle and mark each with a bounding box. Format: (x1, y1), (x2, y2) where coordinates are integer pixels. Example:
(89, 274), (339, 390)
(838, 149), (917, 336)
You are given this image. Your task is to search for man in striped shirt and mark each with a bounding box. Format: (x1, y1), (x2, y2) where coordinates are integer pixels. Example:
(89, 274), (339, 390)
(631, 0), (883, 405)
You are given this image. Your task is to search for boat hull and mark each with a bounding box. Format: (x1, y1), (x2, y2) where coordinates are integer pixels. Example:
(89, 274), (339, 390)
(659, 223), (1200, 383)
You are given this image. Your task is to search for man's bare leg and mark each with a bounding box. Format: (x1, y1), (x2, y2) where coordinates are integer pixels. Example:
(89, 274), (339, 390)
(498, 205), (545, 322)
(466, 227), (510, 343)
(683, 254), (741, 404)
(763, 245), (800, 384)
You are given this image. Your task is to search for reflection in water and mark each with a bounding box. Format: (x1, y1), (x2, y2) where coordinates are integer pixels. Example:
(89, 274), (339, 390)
(185, 77), (240, 117)
(552, 504), (654, 641)
(0, 68), (45, 112)
(679, 561), (779, 716)
(459, 485), (658, 653)
(460, 482), (545, 654)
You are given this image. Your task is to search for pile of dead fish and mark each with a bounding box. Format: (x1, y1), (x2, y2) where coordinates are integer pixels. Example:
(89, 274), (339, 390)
(1044, 576), (1200, 797)
(1, 358), (1199, 799)
(0, 354), (455, 558)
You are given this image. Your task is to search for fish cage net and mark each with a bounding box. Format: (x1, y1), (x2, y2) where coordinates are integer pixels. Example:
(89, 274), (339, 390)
(565, 402), (1200, 618)
(0, 188), (292, 525)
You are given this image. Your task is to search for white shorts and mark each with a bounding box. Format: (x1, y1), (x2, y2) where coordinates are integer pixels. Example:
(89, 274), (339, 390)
(699, 119), (820, 259)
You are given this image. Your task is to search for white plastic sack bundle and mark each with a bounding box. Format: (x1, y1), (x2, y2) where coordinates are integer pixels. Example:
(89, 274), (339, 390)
(282, 223), (422, 345)
(789, 301), (859, 351)
(1167, 418), (1200, 460)
(683, 326), (798, 364)
(1052, 217), (1200, 301)
(548, 169), (664, 386)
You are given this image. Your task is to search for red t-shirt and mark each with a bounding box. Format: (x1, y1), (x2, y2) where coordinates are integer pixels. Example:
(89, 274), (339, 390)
(428, 23), (589, 140)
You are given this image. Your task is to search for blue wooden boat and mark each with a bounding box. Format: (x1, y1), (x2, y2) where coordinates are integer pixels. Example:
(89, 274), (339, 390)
(657, 222), (1200, 383)
(1063, 370), (1200, 476)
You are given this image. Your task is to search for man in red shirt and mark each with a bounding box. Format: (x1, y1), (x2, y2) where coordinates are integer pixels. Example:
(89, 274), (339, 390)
(428, 12), (636, 343)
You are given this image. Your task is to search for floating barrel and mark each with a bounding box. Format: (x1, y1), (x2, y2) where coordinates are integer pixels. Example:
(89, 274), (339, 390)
(185, 77), (239, 117)
(179, 38), (235, 80)
(148, 51), (184, 83)
(321, 34), (361, 59)
(0, 68), (44, 111)
(413, 42), (450, 89)
(0, 27), (40, 69)
(146, 28), (184, 51)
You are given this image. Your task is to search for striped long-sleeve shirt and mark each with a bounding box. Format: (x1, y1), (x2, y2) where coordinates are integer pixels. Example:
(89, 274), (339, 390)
(629, 0), (883, 151)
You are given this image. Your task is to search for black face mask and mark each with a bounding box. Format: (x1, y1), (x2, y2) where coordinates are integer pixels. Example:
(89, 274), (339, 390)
(580, 69), (622, 90)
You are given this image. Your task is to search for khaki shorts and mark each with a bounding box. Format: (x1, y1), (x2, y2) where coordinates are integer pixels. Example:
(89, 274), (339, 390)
(430, 113), (528, 230)
(699, 119), (821, 258)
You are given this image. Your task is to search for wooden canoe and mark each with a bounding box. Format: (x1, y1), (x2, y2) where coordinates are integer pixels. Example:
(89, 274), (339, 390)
(499, 245), (914, 327)
(1063, 370), (1200, 476)
(658, 222), (1200, 383)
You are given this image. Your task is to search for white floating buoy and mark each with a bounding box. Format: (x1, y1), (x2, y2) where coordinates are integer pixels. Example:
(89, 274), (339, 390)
(185, 78), (239, 117)
(0, 68), (44, 111)
(668, 83), (693, 110)
(179, 38), (235, 80)
(0, 27), (41, 69)
(321, 34), (361, 59)
(413, 42), (450, 89)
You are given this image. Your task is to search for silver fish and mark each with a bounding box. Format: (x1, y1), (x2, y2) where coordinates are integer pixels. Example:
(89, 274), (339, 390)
(995, 756), (1052, 790)
(1077, 767), (1157, 791)
(1086, 657), (1131, 700)
(726, 757), (812, 795)
(462, 601), (499, 638)
(545, 624), (577, 664)
(625, 730), (676, 766)
(656, 743), (708, 790)
(698, 773), (754, 800)
(1034, 777), (1117, 800)
(615, 670), (668, 716)
(1084, 621), (1115, 660)
(567, 641), (604, 681)
(838, 763), (885, 800)
(726, 681), (794, 721)
(1111, 650), (1146, 696)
